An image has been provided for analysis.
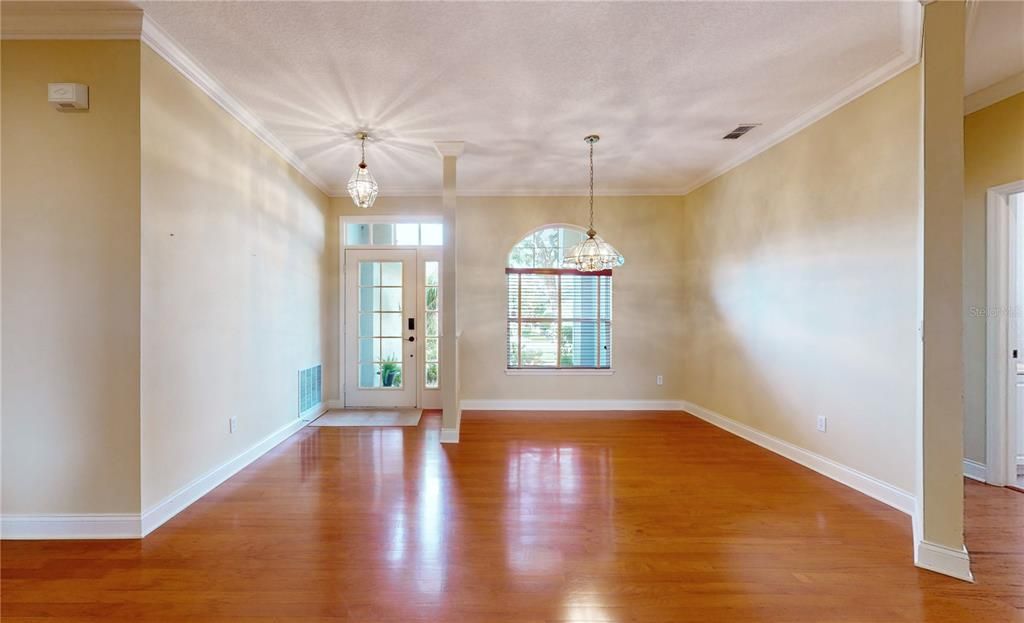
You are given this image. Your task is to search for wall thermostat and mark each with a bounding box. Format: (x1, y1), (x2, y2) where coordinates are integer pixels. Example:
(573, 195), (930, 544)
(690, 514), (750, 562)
(47, 83), (89, 111)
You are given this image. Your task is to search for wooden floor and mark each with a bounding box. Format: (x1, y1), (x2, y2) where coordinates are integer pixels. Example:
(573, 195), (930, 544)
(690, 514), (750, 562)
(2, 411), (1022, 622)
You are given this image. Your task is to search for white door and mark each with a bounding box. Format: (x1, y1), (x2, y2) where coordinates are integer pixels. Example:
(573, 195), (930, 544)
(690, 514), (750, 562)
(345, 249), (417, 407)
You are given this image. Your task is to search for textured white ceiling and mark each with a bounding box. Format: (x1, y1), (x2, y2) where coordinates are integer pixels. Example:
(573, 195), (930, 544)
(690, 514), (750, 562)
(966, 0), (1024, 95)
(138, 1), (915, 196)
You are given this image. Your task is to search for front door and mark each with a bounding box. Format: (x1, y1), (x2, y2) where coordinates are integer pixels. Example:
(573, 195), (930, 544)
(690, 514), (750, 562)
(345, 249), (417, 407)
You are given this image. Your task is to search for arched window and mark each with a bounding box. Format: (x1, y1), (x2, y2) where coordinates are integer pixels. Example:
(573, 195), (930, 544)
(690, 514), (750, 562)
(506, 225), (613, 370)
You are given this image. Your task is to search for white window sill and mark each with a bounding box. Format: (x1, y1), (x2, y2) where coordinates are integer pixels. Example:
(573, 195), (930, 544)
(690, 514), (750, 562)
(505, 368), (615, 376)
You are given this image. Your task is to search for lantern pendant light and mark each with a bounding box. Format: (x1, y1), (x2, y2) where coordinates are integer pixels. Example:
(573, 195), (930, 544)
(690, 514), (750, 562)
(563, 135), (625, 272)
(347, 131), (379, 209)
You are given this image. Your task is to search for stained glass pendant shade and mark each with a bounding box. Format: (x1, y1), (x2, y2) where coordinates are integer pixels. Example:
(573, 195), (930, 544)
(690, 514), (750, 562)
(563, 135), (625, 272)
(347, 132), (379, 209)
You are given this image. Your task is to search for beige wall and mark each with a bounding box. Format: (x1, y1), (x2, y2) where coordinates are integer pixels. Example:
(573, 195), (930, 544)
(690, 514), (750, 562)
(1, 40), (142, 514)
(140, 45), (333, 509)
(677, 67), (922, 493)
(332, 195), (686, 403)
(963, 91), (1024, 464)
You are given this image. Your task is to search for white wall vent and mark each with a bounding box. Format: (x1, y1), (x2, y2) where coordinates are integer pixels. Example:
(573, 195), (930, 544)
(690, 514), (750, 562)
(298, 365), (322, 415)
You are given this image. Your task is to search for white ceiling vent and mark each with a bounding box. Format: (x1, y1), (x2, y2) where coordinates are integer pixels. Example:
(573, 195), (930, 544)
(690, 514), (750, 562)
(722, 124), (760, 140)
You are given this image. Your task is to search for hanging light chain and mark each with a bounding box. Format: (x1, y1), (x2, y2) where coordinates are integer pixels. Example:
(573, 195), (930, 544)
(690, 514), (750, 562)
(360, 133), (367, 167)
(589, 139), (595, 233)
(563, 133), (624, 271)
(585, 134), (599, 236)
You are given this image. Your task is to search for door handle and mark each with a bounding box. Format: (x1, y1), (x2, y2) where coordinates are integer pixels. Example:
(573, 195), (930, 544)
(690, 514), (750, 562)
(407, 336), (415, 342)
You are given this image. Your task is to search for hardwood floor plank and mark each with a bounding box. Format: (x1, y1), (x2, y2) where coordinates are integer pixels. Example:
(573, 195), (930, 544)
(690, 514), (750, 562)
(2, 411), (1021, 622)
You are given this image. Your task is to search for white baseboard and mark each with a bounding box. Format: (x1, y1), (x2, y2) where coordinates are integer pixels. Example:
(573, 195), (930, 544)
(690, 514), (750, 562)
(963, 458), (988, 482)
(680, 399), (916, 515)
(1, 514), (141, 540)
(2, 416), (309, 540)
(459, 399), (687, 411)
(141, 416), (307, 536)
(915, 540), (974, 582)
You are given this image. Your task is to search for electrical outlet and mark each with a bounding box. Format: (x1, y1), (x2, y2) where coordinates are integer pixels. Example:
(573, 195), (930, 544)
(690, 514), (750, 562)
(816, 416), (827, 433)
(656, 375), (664, 386)
(229, 416), (238, 434)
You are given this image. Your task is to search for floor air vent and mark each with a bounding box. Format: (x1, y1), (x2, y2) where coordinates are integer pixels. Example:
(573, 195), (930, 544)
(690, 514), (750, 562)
(298, 364), (322, 415)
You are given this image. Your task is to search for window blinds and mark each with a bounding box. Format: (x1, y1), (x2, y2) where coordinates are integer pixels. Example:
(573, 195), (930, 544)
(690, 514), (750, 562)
(506, 268), (612, 369)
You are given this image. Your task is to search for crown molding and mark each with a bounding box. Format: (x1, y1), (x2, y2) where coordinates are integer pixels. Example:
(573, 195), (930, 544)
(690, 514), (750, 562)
(965, 70), (1024, 115)
(326, 186), (694, 198)
(139, 15), (331, 196)
(0, 2), (143, 40)
(6, 2), (927, 202)
(679, 0), (922, 196)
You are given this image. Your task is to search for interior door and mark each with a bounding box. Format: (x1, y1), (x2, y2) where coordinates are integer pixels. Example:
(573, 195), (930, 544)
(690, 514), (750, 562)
(345, 249), (417, 407)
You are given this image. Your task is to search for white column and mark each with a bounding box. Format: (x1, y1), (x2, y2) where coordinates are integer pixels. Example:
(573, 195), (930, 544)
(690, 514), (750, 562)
(435, 141), (464, 443)
(916, 0), (971, 581)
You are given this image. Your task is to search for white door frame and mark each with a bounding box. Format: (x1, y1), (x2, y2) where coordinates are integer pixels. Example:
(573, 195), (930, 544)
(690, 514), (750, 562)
(338, 216), (444, 410)
(985, 180), (1024, 486)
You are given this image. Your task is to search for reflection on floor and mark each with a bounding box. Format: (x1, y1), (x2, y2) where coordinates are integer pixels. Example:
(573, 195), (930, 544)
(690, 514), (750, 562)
(2, 410), (1021, 621)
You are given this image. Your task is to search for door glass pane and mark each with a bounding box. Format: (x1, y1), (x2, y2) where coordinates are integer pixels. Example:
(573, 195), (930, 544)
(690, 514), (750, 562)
(395, 223), (419, 246)
(358, 338), (377, 362)
(359, 261), (380, 286)
(372, 224), (394, 245)
(425, 261), (439, 286)
(347, 223), (371, 245)
(381, 362), (402, 388)
(421, 223), (443, 246)
(381, 262), (402, 286)
(380, 313), (402, 336)
(380, 338), (402, 361)
(356, 259), (405, 389)
(358, 312), (377, 337)
(359, 363), (381, 388)
(380, 287), (402, 311)
(359, 287), (376, 312)
(424, 260), (441, 389)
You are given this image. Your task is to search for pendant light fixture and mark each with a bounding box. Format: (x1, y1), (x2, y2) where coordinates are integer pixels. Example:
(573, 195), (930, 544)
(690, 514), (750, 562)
(563, 135), (625, 272)
(347, 131), (379, 209)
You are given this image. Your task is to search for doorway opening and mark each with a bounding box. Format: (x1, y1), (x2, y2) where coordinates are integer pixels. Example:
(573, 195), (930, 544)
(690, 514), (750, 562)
(985, 181), (1024, 489)
(341, 217), (443, 410)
